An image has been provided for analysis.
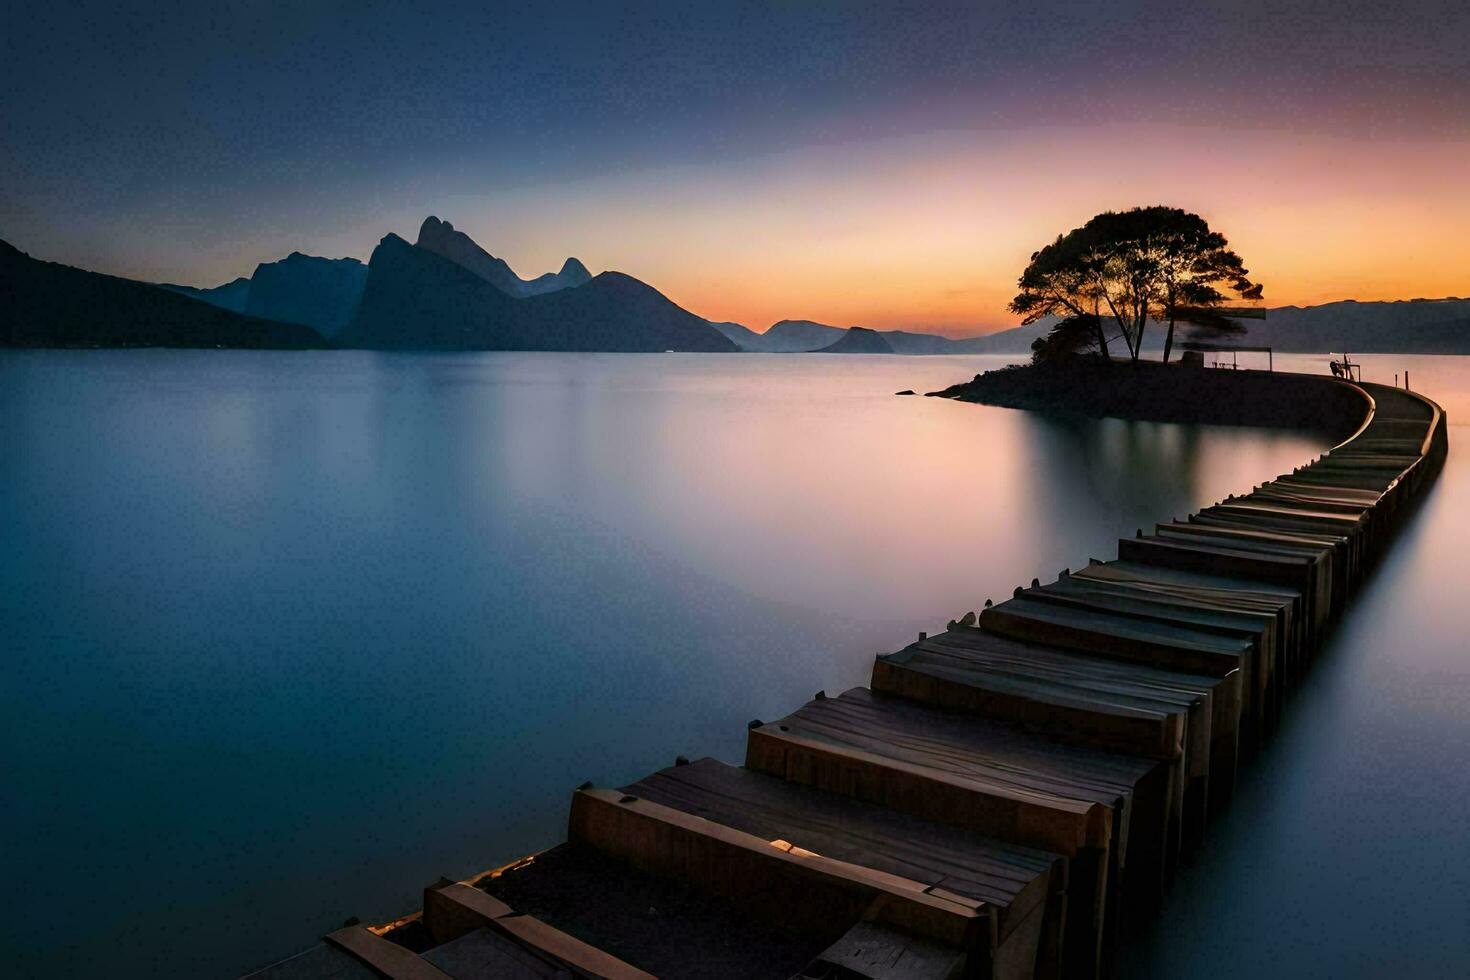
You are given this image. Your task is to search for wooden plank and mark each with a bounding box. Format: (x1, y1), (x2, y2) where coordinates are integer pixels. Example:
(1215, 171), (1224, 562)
(421, 927), (579, 979)
(1153, 523), (1339, 634)
(874, 628), (1219, 867)
(623, 758), (1059, 948)
(323, 927), (451, 980)
(977, 595), (1247, 815)
(423, 883), (514, 945)
(422, 882), (654, 980)
(1117, 534), (1329, 644)
(1038, 572), (1279, 723)
(240, 943), (380, 980)
(625, 759), (1063, 979)
(746, 688), (1170, 980)
(568, 786), (990, 953)
(1017, 579), (1271, 755)
(1182, 514), (1361, 609)
(1073, 560), (1302, 667)
(793, 921), (967, 980)
(475, 844), (836, 979)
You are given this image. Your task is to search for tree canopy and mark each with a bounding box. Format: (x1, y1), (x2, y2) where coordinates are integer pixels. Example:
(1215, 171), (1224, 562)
(1011, 206), (1262, 363)
(1030, 313), (1100, 365)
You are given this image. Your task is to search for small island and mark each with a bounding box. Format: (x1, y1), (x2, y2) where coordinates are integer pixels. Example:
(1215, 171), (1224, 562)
(929, 359), (1369, 438)
(924, 207), (1366, 438)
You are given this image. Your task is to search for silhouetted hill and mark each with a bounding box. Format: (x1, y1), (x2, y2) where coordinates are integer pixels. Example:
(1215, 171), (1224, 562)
(0, 239), (326, 349)
(729, 317), (1001, 353)
(760, 319), (847, 351)
(339, 234), (736, 352)
(415, 215), (524, 295)
(1247, 299), (1470, 352)
(813, 326), (895, 353)
(882, 329), (969, 354)
(415, 216), (591, 298)
(744, 318), (992, 353)
(947, 319), (1058, 354)
(161, 253), (366, 337)
(708, 320), (770, 350)
(951, 300), (1470, 355)
(338, 234), (522, 348)
(244, 252), (366, 337)
(160, 276), (251, 313)
(520, 271), (737, 351)
(522, 257), (593, 296)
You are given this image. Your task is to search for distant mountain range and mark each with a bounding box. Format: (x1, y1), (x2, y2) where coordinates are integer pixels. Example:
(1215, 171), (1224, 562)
(749, 320), (846, 352)
(712, 299), (1470, 356)
(1, 217), (733, 352)
(814, 326), (894, 353)
(416, 216), (591, 298)
(339, 232), (732, 352)
(165, 252), (367, 338)
(161, 275), (252, 313)
(1, 239), (325, 349)
(4, 221), (1467, 354)
(1243, 300), (1470, 353)
(710, 317), (1027, 354)
(706, 320), (769, 350)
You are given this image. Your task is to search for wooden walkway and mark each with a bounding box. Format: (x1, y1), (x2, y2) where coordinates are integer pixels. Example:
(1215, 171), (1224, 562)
(246, 375), (1447, 980)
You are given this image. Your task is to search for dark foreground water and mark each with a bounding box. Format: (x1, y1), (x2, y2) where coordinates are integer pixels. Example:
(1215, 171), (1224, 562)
(0, 351), (1461, 977)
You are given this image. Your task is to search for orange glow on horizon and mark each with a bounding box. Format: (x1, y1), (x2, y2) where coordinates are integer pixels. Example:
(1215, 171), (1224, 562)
(211, 125), (1470, 337)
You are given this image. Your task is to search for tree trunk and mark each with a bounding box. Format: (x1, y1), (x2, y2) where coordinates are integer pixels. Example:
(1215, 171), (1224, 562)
(1100, 288), (1131, 363)
(1092, 304), (1110, 361)
(1161, 289), (1178, 363)
(1137, 299), (1148, 360)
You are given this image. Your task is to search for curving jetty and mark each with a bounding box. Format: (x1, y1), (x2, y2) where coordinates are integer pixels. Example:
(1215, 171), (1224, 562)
(247, 371), (1446, 980)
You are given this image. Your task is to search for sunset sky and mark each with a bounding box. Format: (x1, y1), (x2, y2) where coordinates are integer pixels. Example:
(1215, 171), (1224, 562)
(3, 1), (1467, 335)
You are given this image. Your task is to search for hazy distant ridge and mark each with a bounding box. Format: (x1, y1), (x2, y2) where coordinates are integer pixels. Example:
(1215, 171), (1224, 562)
(814, 326), (895, 353)
(713, 299), (1470, 355)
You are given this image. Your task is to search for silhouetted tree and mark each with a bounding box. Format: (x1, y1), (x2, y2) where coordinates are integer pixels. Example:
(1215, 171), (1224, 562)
(1144, 207), (1263, 362)
(1009, 228), (1112, 359)
(1030, 313), (1101, 364)
(1012, 207), (1262, 363)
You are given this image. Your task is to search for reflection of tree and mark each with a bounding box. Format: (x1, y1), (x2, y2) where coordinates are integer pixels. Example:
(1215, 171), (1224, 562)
(1017, 413), (1204, 573)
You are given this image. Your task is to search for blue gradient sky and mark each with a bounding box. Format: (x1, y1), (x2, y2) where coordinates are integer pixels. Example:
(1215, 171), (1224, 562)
(3, 1), (1468, 332)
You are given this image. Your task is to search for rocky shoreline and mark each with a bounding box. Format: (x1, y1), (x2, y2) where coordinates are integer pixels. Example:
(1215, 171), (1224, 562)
(928, 360), (1370, 439)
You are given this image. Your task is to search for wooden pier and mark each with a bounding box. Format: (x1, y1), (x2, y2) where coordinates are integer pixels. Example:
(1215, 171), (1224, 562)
(246, 374), (1447, 980)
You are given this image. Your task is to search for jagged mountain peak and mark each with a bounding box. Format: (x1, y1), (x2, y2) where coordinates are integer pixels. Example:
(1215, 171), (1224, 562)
(418, 215), (457, 240)
(559, 257), (591, 281)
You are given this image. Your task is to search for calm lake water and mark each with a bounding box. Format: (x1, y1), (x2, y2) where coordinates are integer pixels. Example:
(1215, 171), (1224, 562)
(0, 351), (1463, 977)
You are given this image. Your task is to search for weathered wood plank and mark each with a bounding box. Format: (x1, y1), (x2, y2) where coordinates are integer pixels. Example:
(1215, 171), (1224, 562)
(747, 688), (1170, 980)
(569, 786), (991, 953)
(323, 927), (451, 980)
(421, 927), (580, 979)
(624, 758), (1059, 939)
(792, 921), (968, 980)
(422, 882), (654, 980)
(874, 627), (1219, 867)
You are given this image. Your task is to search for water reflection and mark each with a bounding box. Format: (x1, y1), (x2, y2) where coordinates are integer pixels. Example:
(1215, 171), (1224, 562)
(0, 351), (1329, 977)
